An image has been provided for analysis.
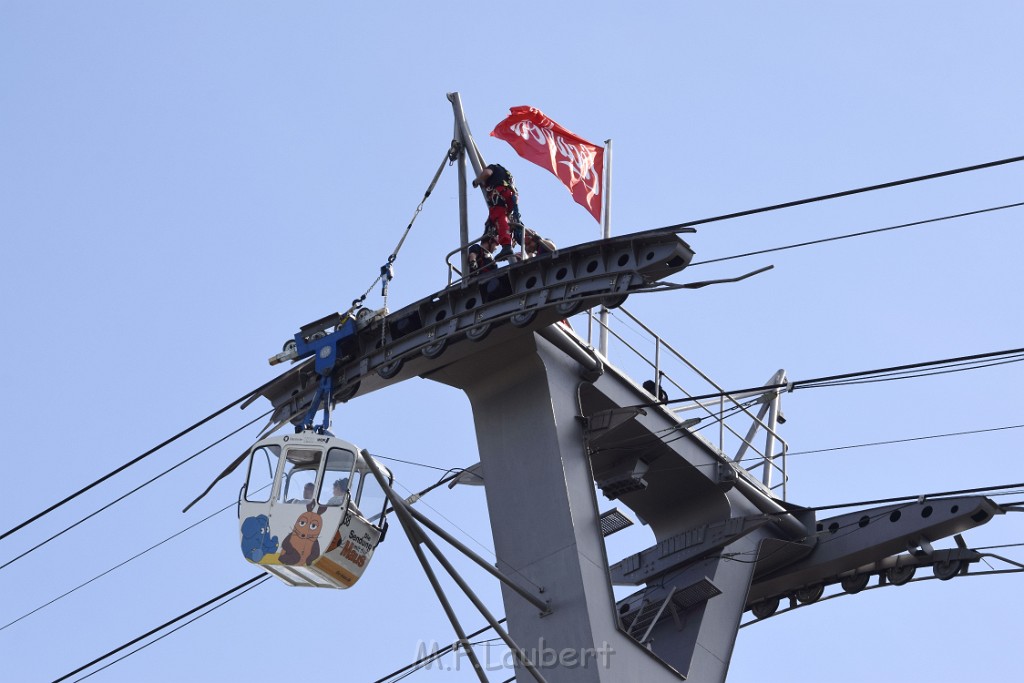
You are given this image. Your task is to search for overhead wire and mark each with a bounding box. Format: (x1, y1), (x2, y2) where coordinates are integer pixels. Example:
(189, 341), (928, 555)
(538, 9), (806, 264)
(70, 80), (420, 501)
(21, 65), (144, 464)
(590, 348), (1024, 457)
(786, 423), (1024, 457)
(689, 200), (1024, 266)
(358, 142), (460, 317)
(48, 472), (507, 682)
(1, 499), (236, 632)
(806, 480), (1024, 513)
(372, 619), (506, 683)
(381, 408), (1014, 616)
(738, 558), (1024, 629)
(574, 361), (1024, 466)
(0, 409), (272, 571)
(0, 377), (282, 544)
(590, 420), (1024, 483)
(51, 575), (269, 683)
(795, 354), (1024, 390)
(68, 577), (270, 683)
(621, 346), (1024, 411)
(595, 311), (1024, 476)
(974, 543), (1024, 551)
(390, 478), (545, 592)
(374, 453), (464, 474)
(723, 482), (1024, 565)
(658, 154), (1024, 232)
(6, 456), (475, 635)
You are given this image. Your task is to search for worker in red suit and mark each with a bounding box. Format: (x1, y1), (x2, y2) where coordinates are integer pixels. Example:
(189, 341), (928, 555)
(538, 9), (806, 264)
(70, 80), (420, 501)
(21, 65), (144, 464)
(473, 163), (522, 262)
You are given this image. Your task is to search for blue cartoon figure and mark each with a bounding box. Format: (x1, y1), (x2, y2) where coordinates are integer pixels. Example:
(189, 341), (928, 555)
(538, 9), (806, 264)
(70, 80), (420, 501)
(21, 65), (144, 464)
(240, 514), (279, 562)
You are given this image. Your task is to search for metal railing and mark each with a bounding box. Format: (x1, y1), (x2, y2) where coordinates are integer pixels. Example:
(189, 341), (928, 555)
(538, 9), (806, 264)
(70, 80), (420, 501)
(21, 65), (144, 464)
(584, 305), (790, 499)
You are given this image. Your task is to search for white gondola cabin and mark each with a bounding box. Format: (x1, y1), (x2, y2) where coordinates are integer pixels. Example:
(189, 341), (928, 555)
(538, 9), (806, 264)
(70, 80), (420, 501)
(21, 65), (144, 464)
(238, 432), (392, 588)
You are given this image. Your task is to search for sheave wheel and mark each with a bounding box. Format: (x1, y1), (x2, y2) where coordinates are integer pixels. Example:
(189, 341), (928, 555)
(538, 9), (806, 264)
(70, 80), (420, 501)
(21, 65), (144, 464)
(377, 358), (404, 380)
(555, 298), (583, 316)
(751, 597), (780, 619)
(421, 338), (448, 359)
(601, 293), (628, 309)
(510, 310), (538, 328)
(795, 583), (824, 604)
(840, 573), (871, 594)
(932, 559), (963, 581)
(887, 564), (916, 586)
(336, 381), (360, 402)
(466, 322), (492, 342)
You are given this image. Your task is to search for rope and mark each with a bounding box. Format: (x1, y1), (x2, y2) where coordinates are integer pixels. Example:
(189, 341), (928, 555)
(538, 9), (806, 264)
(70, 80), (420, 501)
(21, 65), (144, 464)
(387, 140), (462, 268)
(347, 141), (462, 323)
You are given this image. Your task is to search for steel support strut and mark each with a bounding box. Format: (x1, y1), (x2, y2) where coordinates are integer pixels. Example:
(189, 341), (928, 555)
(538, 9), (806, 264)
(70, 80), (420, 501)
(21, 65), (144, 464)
(301, 374), (333, 433)
(362, 451), (549, 683)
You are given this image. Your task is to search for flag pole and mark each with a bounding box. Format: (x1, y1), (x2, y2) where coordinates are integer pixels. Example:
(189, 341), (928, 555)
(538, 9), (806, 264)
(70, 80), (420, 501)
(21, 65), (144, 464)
(448, 92), (488, 277)
(598, 138), (612, 358)
(455, 119), (470, 277)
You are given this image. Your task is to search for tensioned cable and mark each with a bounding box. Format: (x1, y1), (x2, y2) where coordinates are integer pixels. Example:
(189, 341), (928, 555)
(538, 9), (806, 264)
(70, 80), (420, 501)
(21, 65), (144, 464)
(373, 619), (506, 683)
(974, 543), (1024, 551)
(585, 387), (1024, 470)
(806, 481), (1024, 513)
(355, 142), (460, 315)
(689, 201), (1024, 266)
(69, 577), (269, 683)
(739, 559), (1024, 629)
(375, 453), (461, 473)
(797, 356), (1024, 389)
(11, 461), (472, 632)
(658, 154), (1024, 232)
(0, 409), (272, 572)
(722, 423), (1024, 472)
(61, 470), (500, 682)
(597, 348), (1024, 457)
(722, 484), (1024, 564)
(56, 523), (501, 683)
(786, 423), (1024, 457)
(51, 575), (268, 683)
(668, 422), (1024, 480)
(0, 369), (287, 544)
(1, 499), (235, 632)
(390, 478), (545, 592)
(623, 346), (1024, 411)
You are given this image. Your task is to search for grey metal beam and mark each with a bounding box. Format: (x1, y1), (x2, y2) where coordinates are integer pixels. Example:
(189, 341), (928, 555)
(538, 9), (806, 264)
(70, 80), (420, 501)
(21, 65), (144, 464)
(400, 496), (551, 615)
(746, 495), (1001, 604)
(256, 229), (695, 428)
(364, 452), (491, 682)
(430, 332), (683, 682)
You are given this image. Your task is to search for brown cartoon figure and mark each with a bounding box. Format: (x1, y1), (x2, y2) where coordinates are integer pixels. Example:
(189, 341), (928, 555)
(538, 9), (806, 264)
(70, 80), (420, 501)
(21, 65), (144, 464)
(325, 530), (342, 554)
(279, 502), (326, 566)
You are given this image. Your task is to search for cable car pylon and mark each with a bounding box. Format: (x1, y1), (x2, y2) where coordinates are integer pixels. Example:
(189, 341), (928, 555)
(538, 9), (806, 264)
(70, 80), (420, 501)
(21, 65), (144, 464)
(229, 93), (1023, 682)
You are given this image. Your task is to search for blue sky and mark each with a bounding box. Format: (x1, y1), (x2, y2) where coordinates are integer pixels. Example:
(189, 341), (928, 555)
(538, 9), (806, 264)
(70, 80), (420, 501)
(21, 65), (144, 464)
(2, 3), (1023, 682)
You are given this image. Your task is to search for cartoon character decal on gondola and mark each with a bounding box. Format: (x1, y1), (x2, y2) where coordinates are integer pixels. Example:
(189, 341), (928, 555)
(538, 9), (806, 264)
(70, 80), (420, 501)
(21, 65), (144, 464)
(240, 514), (279, 562)
(279, 502), (326, 566)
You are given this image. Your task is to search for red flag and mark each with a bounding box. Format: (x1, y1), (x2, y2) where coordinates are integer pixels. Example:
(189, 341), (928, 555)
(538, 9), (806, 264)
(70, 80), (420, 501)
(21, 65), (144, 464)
(490, 106), (604, 223)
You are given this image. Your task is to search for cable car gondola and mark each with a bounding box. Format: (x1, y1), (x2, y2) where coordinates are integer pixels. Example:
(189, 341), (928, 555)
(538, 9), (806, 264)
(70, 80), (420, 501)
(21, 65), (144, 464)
(238, 432), (392, 589)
